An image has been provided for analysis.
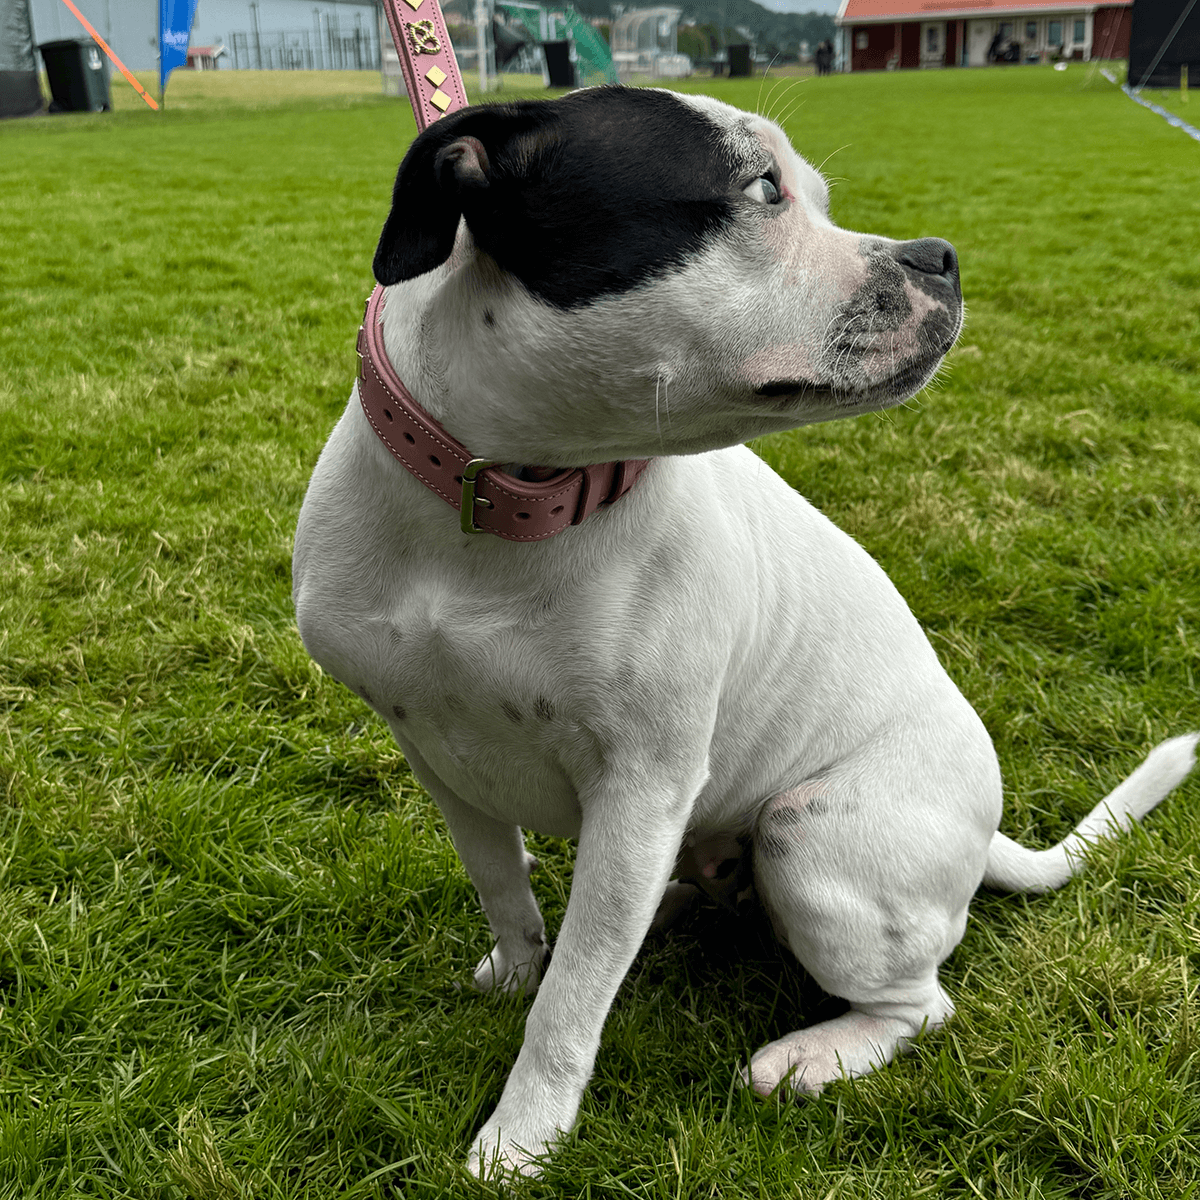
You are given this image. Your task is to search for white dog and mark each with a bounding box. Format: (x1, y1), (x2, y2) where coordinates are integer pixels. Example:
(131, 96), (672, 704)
(292, 87), (1197, 1177)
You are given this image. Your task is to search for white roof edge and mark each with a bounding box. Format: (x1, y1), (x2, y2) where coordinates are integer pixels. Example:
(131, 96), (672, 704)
(835, 4), (1110, 25)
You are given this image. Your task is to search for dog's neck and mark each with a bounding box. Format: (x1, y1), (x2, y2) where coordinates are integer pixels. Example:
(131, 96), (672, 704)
(377, 230), (673, 469)
(377, 275), (562, 479)
(363, 250), (652, 541)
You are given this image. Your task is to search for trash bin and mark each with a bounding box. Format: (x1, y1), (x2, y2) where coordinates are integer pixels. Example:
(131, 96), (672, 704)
(542, 40), (575, 88)
(38, 38), (110, 112)
(727, 44), (752, 77)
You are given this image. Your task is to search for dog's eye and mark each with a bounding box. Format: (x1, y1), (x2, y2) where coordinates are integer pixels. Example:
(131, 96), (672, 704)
(745, 175), (781, 206)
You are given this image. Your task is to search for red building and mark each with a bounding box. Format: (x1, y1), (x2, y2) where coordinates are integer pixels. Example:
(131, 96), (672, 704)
(835, 0), (1131, 71)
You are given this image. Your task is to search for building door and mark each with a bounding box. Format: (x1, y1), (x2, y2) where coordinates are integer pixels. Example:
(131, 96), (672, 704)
(921, 21), (944, 66)
(900, 21), (920, 68)
(966, 19), (992, 65)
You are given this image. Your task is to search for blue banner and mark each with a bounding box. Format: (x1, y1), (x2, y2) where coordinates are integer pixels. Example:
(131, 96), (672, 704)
(159, 0), (199, 94)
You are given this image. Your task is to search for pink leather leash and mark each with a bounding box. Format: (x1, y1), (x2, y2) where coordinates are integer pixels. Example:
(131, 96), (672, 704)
(380, 0), (469, 129)
(359, 1), (652, 541)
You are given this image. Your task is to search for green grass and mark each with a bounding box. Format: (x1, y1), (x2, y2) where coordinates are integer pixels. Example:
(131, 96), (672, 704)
(2, 64), (1199, 1198)
(98, 69), (546, 114)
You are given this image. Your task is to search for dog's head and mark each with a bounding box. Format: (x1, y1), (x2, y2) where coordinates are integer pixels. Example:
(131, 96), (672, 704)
(374, 87), (963, 463)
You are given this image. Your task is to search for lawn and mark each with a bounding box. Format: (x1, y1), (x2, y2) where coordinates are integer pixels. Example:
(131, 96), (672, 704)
(2, 62), (1199, 1199)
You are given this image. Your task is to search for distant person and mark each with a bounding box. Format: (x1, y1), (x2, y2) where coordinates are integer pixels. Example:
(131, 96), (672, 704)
(815, 39), (832, 75)
(987, 31), (1004, 63)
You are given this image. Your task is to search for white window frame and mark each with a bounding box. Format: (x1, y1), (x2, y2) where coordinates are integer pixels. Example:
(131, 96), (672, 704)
(921, 21), (942, 62)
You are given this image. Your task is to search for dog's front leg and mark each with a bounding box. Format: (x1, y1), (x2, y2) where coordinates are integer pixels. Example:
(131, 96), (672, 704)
(402, 743), (548, 994)
(468, 770), (694, 1178)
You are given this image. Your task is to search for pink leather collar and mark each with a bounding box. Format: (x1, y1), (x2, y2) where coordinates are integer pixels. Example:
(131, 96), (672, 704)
(356, 286), (651, 542)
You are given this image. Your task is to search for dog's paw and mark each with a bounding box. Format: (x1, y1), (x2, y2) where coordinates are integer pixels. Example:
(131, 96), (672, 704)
(741, 1033), (838, 1098)
(471, 935), (548, 995)
(467, 1116), (558, 1179)
(743, 1003), (943, 1098)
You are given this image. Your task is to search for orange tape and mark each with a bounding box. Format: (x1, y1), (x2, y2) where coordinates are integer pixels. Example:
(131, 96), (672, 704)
(57, 0), (160, 110)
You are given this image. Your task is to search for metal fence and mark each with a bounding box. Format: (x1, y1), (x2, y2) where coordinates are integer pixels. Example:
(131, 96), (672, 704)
(224, 24), (381, 70)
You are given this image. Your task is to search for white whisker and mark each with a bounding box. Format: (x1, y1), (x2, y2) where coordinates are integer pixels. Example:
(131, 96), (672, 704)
(755, 56), (783, 115)
(655, 372), (662, 446)
(773, 92), (808, 130)
(815, 144), (851, 175)
(766, 77), (807, 125)
(761, 71), (796, 122)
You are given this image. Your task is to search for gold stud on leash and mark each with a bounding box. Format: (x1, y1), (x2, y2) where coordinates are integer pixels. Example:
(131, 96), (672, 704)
(406, 20), (441, 55)
(382, 0), (467, 132)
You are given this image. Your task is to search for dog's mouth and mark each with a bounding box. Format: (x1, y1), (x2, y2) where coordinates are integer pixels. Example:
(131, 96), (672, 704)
(754, 380), (834, 399)
(753, 309), (960, 414)
(876, 356), (941, 398)
(753, 356), (938, 409)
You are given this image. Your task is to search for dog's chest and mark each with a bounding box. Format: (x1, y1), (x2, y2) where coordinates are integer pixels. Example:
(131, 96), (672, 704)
(315, 573), (599, 835)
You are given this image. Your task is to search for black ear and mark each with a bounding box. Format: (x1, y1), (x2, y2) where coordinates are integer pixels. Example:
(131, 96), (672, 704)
(372, 107), (530, 286)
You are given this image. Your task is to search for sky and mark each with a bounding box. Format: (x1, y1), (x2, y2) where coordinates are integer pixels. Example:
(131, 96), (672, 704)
(755, 0), (842, 14)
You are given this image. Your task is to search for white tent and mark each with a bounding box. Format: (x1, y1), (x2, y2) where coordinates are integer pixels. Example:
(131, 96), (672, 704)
(0, 0), (43, 117)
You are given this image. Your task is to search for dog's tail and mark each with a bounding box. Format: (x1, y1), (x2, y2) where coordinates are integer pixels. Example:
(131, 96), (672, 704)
(982, 733), (1199, 894)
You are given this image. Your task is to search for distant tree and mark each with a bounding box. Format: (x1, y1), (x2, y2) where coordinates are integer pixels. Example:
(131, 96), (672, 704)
(677, 24), (711, 61)
(562, 0), (834, 60)
(571, 0), (622, 15)
(679, 2), (835, 52)
(693, 21), (740, 50)
(570, 0), (835, 50)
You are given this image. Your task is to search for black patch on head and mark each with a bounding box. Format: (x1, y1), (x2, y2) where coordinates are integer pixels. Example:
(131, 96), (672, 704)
(483, 309), (496, 327)
(374, 88), (738, 309)
(392, 703), (406, 720)
(501, 700), (523, 724)
(534, 696), (555, 722)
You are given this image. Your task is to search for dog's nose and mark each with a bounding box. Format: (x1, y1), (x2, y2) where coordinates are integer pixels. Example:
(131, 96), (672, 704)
(894, 238), (960, 296)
